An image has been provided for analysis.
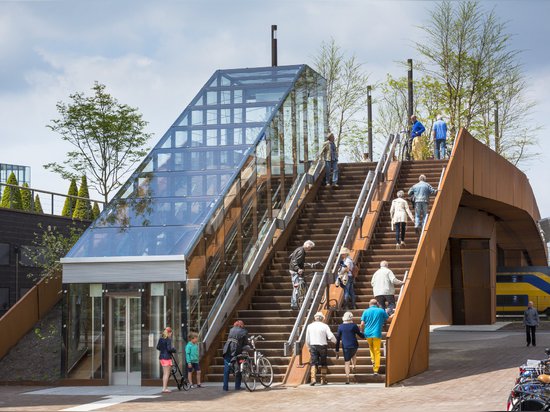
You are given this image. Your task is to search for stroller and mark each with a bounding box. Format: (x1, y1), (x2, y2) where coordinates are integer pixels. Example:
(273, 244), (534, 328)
(170, 352), (191, 391)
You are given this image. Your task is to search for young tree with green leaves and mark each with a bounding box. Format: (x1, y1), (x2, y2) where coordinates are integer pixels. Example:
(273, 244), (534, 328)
(415, 0), (538, 165)
(20, 183), (33, 211)
(45, 82), (151, 203)
(61, 178), (78, 217)
(34, 195), (44, 213)
(27, 224), (83, 281)
(73, 176), (92, 220)
(0, 172), (23, 210)
(312, 38), (371, 151)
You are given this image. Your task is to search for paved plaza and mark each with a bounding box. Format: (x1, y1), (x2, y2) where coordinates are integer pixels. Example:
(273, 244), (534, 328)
(0, 327), (547, 411)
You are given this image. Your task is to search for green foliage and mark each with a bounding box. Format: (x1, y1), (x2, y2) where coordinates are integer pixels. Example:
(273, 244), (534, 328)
(61, 178), (78, 217)
(73, 176), (91, 220)
(45, 82), (151, 203)
(313, 38), (371, 151)
(34, 195), (44, 214)
(0, 172), (23, 210)
(20, 183), (32, 211)
(27, 223), (83, 281)
(91, 202), (100, 219)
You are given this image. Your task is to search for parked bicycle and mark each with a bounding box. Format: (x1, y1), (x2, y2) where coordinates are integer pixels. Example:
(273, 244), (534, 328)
(294, 261), (324, 309)
(235, 335), (274, 391)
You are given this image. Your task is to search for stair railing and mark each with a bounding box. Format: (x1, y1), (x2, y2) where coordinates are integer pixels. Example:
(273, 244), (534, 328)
(200, 158), (324, 356)
(419, 166), (446, 242)
(284, 215), (351, 358)
(284, 132), (401, 359)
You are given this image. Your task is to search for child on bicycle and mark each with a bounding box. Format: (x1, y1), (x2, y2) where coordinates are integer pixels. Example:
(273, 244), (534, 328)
(185, 332), (202, 388)
(289, 240), (316, 309)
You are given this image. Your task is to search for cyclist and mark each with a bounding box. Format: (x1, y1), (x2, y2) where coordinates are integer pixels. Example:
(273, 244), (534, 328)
(222, 320), (249, 391)
(289, 240), (316, 310)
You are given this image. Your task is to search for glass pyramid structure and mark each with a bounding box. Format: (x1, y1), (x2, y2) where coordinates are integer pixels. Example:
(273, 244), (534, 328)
(67, 65), (311, 258)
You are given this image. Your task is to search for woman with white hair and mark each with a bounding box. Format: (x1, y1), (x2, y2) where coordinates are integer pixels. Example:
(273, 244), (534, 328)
(390, 190), (414, 249)
(305, 312), (336, 385)
(335, 311), (364, 384)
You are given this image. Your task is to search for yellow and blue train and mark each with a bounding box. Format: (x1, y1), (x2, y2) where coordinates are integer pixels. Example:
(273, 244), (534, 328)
(497, 267), (550, 316)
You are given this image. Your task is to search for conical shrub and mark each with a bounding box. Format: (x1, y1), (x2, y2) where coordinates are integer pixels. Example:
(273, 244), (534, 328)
(0, 172), (23, 210)
(20, 183), (32, 211)
(92, 202), (100, 219)
(34, 194), (44, 213)
(73, 176), (92, 220)
(61, 178), (78, 217)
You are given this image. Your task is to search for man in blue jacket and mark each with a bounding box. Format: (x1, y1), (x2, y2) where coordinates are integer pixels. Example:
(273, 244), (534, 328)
(410, 115), (426, 160)
(431, 114), (448, 159)
(408, 174), (437, 236)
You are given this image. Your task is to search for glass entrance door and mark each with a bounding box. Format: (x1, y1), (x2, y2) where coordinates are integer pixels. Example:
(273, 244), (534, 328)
(111, 296), (141, 385)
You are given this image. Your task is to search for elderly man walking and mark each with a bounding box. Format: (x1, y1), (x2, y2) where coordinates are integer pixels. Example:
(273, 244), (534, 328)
(306, 312), (336, 385)
(289, 240), (315, 309)
(371, 261), (403, 312)
(524, 301), (540, 347)
(361, 299), (390, 376)
(320, 132), (339, 187)
(408, 174), (437, 236)
(432, 114), (448, 159)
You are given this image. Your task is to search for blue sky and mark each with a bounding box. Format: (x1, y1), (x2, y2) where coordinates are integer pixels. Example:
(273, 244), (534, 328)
(1, 0), (549, 218)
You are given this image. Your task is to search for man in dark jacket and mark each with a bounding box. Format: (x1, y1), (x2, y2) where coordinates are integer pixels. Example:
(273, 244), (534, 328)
(289, 240), (316, 309)
(524, 301), (540, 347)
(222, 320), (249, 391)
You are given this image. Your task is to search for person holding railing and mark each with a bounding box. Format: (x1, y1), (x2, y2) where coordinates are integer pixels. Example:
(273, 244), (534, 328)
(407, 174), (437, 237)
(390, 190), (414, 249)
(289, 240), (316, 310)
(337, 247), (357, 310)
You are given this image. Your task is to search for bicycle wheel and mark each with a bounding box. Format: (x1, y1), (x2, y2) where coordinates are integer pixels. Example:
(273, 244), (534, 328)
(297, 282), (307, 308)
(242, 360), (257, 392)
(257, 357), (274, 388)
(181, 378), (191, 391)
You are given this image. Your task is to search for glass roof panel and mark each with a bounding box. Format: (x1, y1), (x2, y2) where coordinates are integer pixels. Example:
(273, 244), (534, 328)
(67, 65), (304, 258)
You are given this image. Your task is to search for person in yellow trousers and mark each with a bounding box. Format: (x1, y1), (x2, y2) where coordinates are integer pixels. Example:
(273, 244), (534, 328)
(360, 299), (391, 377)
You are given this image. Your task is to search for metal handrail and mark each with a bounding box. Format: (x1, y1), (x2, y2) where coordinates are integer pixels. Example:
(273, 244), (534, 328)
(397, 270), (409, 304)
(200, 157), (324, 356)
(284, 132), (401, 359)
(285, 215), (351, 359)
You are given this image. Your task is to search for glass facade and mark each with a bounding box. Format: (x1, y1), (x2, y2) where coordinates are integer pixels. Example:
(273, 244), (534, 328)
(62, 64), (327, 384)
(0, 163), (31, 186)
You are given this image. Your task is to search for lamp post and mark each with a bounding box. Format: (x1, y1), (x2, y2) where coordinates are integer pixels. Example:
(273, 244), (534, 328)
(271, 25), (278, 67)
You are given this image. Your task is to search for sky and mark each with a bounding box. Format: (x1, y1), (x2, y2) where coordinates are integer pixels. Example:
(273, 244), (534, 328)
(1, 0), (549, 218)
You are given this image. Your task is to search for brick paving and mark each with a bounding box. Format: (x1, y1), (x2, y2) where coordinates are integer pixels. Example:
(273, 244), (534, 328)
(0, 328), (548, 411)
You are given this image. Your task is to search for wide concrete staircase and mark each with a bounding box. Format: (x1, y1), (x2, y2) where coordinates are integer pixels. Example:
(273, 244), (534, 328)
(325, 159), (447, 384)
(207, 162), (374, 383)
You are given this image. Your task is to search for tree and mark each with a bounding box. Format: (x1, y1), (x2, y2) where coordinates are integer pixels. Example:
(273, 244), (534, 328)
(34, 195), (44, 213)
(415, 0), (538, 164)
(27, 224), (83, 281)
(73, 176), (92, 220)
(0, 172), (22, 210)
(20, 183), (32, 211)
(45, 82), (151, 203)
(61, 178), (78, 217)
(92, 202), (101, 219)
(312, 38), (371, 151)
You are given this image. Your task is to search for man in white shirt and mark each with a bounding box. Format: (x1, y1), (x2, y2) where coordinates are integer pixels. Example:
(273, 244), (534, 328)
(306, 312), (336, 386)
(371, 261), (404, 312)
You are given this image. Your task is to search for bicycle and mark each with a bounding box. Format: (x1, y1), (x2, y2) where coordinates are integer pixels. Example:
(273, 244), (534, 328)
(236, 335), (274, 391)
(399, 130), (413, 161)
(292, 261), (324, 309)
(170, 352), (191, 391)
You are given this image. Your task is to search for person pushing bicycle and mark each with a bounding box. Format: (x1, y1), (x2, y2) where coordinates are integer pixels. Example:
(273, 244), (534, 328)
(289, 240), (315, 310)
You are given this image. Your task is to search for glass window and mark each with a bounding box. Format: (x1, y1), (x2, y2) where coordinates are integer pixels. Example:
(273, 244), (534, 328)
(174, 131), (186, 147)
(221, 90), (231, 105)
(206, 129), (218, 146)
(220, 109), (231, 124)
(233, 89), (242, 104)
(191, 110), (203, 125)
(206, 91), (217, 105)
(0, 243), (9, 265)
(233, 108), (243, 124)
(207, 110), (218, 125)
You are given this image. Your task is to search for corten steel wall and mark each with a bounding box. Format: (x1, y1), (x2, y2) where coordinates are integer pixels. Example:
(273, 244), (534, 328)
(385, 129), (547, 386)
